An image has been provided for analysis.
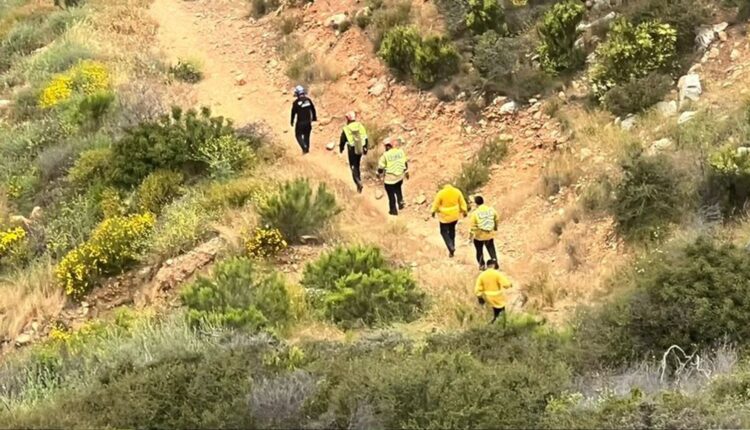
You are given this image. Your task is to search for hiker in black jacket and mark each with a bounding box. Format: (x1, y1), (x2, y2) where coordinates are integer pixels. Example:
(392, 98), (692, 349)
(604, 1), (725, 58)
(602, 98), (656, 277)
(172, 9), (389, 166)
(290, 85), (317, 154)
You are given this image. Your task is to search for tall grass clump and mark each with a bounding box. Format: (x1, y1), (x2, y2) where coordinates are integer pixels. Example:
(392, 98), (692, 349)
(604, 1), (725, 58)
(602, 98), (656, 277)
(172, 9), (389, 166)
(453, 137), (509, 197)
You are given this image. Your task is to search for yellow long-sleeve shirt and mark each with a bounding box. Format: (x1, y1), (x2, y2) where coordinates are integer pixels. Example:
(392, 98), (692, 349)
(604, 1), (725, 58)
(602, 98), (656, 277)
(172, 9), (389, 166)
(475, 269), (512, 309)
(431, 185), (468, 223)
(470, 204), (499, 241)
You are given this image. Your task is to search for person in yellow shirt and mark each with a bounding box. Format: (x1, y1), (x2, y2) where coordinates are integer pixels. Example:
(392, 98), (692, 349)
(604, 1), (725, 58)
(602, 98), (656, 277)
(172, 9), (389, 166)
(469, 195), (499, 270)
(431, 182), (468, 257)
(475, 259), (512, 324)
(377, 137), (408, 216)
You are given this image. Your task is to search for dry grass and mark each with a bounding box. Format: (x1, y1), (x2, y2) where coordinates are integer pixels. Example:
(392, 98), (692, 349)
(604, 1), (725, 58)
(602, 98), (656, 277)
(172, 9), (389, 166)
(0, 258), (65, 341)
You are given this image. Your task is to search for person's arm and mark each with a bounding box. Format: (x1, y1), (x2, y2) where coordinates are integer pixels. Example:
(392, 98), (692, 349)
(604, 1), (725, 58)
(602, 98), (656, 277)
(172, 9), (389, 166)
(459, 192), (468, 216)
(339, 130), (347, 153)
(470, 212), (478, 237)
(475, 276), (485, 305)
(290, 102), (297, 126)
(493, 210), (499, 231)
(310, 99), (317, 122)
(377, 154), (386, 177)
(363, 137), (369, 154)
(431, 191), (441, 217)
(501, 273), (513, 290)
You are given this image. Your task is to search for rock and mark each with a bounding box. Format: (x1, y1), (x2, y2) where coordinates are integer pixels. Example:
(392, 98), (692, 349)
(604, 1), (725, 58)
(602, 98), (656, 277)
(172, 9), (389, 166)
(678, 111), (697, 125)
(31, 322), (39, 332)
(234, 74), (246, 86)
(325, 142), (336, 151)
(678, 74), (702, 106)
(738, 147), (750, 156)
(528, 98), (538, 104)
(414, 194), (427, 205)
(375, 190), (384, 200)
(81, 301), (90, 308)
(0, 99), (11, 110)
(719, 31), (729, 42)
(497, 133), (513, 142)
(620, 115), (637, 131)
(708, 47), (720, 59)
(580, 148), (593, 160)
(731, 49), (741, 61)
(655, 101), (678, 117)
(326, 13), (350, 30)
(299, 235), (321, 245)
(648, 138), (674, 155)
(558, 91), (567, 101)
(369, 82), (386, 97)
(576, 11), (616, 31)
(695, 26), (715, 50)
(499, 101), (519, 115)
(714, 22), (729, 33)
(15, 333), (32, 347)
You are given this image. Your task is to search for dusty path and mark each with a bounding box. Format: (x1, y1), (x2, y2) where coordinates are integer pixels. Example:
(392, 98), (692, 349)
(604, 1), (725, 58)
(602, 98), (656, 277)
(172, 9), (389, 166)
(148, 0), (508, 326)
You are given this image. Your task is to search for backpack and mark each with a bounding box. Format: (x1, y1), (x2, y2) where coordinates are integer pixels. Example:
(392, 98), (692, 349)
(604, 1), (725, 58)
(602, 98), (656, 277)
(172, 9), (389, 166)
(350, 127), (365, 155)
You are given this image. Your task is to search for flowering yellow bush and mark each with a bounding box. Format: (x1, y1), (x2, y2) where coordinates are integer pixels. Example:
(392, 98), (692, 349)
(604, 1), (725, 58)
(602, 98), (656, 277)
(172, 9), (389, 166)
(38, 60), (110, 108)
(56, 213), (155, 299)
(0, 227), (26, 258)
(246, 226), (287, 259)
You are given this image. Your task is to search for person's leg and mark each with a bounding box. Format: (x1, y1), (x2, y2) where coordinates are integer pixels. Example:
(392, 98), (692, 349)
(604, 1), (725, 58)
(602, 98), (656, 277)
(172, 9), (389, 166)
(385, 183), (398, 215)
(348, 150), (363, 191)
(491, 307), (505, 324)
(294, 125), (306, 153)
(439, 222), (455, 256)
(446, 221), (457, 255)
(473, 239), (485, 268)
(301, 123), (312, 153)
(395, 180), (405, 209)
(486, 239), (498, 263)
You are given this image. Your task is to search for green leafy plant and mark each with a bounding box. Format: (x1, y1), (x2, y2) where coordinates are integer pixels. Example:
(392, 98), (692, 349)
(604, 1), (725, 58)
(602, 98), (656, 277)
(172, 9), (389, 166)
(134, 170), (184, 214)
(613, 153), (685, 242)
(193, 134), (255, 179)
(589, 19), (677, 99)
(602, 73), (672, 116)
(181, 256), (292, 331)
(258, 178), (340, 243)
(465, 0), (507, 35)
(301, 245), (425, 328)
(706, 146), (750, 215)
(109, 107), (234, 187)
(378, 25), (459, 87)
(68, 147), (112, 187)
(75, 91), (115, 128)
(536, 0), (585, 74)
(169, 59), (203, 83)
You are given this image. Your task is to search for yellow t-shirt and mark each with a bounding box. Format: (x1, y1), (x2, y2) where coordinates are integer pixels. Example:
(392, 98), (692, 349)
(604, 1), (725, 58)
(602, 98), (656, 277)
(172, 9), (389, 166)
(474, 269), (512, 309)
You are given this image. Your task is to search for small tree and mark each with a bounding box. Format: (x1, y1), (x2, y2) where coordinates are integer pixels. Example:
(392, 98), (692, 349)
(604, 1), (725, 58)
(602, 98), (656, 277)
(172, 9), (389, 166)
(536, 0), (586, 74)
(465, 0), (507, 35)
(258, 178), (340, 243)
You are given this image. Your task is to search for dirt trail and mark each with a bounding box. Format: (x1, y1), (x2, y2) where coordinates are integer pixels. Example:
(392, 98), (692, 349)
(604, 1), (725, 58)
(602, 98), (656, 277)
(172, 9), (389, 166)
(148, 0), (501, 324)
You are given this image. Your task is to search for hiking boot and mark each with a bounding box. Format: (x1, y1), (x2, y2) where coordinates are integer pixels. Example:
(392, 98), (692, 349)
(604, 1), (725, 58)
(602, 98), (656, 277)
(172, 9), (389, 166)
(398, 202), (405, 210)
(448, 249), (455, 258)
(357, 184), (363, 193)
(388, 210), (398, 216)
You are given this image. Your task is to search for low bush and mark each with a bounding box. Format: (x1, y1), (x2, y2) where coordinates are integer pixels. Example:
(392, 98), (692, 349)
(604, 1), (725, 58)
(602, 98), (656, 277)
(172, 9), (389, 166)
(465, 0), (507, 35)
(378, 25), (459, 87)
(67, 147), (111, 187)
(576, 237), (750, 365)
(589, 19), (677, 99)
(169, 59), (203, 83)
(199, 177), (270, 210)
(301, 245), (425, 328)
(181, 256), (292, 331)
(109, 106), (235, 187)
(75, 90), (115, 128)
(250, 0), (280, 18)
(193, 134), (255, 179)
(38, 60), (110, 108)
(246, 226), (287, 259)
(536, 0), (585, 74)
(706, 146), (750, 215)
(602, 72), (672, 116)
(622, 0), (711, 57)
(149, 193), (216, 260)
(454, 137), (509, 197)
(44, 193), (100, 258)
(258, 178), (339, 243)
(369, 0), (412, 46)
(613, 153), (685, 242)
(55, 213), (154, 299)
(134, 169), (184, 214)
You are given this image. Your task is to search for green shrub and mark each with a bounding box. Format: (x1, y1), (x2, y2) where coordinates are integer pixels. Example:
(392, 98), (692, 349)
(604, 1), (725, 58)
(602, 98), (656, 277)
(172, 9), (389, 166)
(454, 138), (509, 197)
(465, 0), (507, 35)
(706, 146), (750, 215)
(181, 256), (292, 331)
(301, 245), (425, 328)
(134, 169), (184, 214)
(602, 72), (672, 116)
(622, 0), (710, 57)
(370, 0), (412, 45)
(258, 178), (339, 243)
(169, 59), (203, 83)
(378, 25), (459, 87)
(577, 237), (750, 365)
(109, 106), (234, 187)
(149, 193), (216, 260)
(589, 19), (677, 99)
(68, 147), (112, 187)
(193, 134), (255, 179)
(613, 153), (685, 242)
(75, 91), (115, 128)
(55, 213), (155, 299)
(536, 0), (585, 74)
(44, 193), (101, 258)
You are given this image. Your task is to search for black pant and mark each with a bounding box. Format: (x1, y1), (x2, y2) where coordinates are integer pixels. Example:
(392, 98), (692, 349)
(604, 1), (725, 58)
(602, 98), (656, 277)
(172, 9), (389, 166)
(491, 307), (505, 324)
(347, 147), (362, 189)
(295, 123), (312, 153)
(473, 239), (498, 267)
(384, 180), (404, 215)
(439, 221), (457, 253)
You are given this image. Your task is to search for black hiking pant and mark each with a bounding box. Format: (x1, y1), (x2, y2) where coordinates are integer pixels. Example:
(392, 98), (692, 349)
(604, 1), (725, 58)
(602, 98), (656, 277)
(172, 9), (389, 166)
(491, 307), (505, 324)
(473, 239), (498, 268)
(384, 180), (404, 215)
(439, 221), (458, 255)
(347, 146), (363, 191)
(295, 122), (312, 154)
